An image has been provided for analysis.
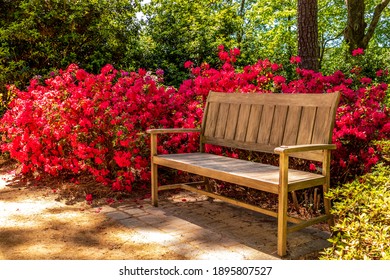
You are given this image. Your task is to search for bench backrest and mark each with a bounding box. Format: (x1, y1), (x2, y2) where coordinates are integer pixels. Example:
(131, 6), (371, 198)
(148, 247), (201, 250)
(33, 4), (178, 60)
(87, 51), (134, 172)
(201, 91), (340, 162)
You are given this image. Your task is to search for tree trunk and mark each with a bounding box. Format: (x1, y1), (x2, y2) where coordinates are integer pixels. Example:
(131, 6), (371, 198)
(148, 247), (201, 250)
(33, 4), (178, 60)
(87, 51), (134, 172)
(297, 0), (319, 71)
(344, 0), (366, 51)
(344, 0), (390, 52)
(237, 0), (246, 47)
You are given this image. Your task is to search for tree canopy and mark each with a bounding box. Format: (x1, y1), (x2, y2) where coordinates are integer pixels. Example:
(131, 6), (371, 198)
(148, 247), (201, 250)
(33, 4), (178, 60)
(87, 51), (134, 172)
(0, 0), (141, 93)
(140, 0), (243, 85)
(1, 0), (389, 92)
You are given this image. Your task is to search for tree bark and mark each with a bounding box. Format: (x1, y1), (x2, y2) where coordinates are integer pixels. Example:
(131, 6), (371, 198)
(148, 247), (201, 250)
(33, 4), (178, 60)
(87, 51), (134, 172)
(344, 0), (390, 52)
(237, 0), (246, 46)
(298, 0), (319, 71)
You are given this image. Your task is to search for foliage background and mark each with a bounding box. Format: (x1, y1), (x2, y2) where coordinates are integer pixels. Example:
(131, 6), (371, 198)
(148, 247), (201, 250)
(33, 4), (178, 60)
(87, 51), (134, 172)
(0, 0), (141, 114)
(2, 0), (389, 97)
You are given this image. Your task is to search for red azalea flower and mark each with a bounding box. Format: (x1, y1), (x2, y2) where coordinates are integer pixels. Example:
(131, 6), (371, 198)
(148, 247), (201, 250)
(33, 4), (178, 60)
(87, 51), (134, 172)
(184, 61), (194, 68)
(352, 48), (364, 56)
(271, 63), (279, 71)
(95, 157), (103, 165)
(290, 56), (301, 64)
(76, 69), (88, 81)
(218, 51), (230, 61)
(86, 194), (93, 202)
(230, 48), (240, 56)
(273, 75), (286, 84)
(360, 77), (372, 84)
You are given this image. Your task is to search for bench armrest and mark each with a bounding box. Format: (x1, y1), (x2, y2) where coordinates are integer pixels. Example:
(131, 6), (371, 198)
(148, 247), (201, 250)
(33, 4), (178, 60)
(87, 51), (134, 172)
(147, 128), (201, 134)
(148, 128), (201, 156)
(274, 144), (336, 155)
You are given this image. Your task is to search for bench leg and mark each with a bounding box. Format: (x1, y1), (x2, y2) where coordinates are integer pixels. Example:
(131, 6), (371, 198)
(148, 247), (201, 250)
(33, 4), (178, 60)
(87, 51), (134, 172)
(150, 133), (159, 207)
(204, 177), (215, 202)
(323, 185), (334, 229)
(277, 187), (288, 257)
(278, 153), (288, 257)
(151, 162), (158, 207)
(322, 150), (334, 229)
(204, 177), (211, 192)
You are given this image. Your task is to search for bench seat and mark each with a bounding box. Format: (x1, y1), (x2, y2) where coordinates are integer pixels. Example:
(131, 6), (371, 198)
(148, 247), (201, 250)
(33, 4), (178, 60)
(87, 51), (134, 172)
(154, 153), (326, 194)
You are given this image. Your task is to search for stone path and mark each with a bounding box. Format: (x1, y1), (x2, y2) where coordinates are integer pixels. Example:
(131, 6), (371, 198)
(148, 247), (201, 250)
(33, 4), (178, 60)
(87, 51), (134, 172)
(100, 191), (331, 260)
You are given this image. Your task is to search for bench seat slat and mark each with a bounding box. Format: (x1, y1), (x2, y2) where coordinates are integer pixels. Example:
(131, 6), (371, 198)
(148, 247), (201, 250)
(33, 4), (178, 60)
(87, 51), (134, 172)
(154, 153), (325, 194)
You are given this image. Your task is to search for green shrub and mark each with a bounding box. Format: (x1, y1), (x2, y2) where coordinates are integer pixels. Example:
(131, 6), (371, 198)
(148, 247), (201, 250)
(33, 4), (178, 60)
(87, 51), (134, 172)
(321, 163), (390, 260)
(0, 0), (141, 113)
(377, 140), (390, 163)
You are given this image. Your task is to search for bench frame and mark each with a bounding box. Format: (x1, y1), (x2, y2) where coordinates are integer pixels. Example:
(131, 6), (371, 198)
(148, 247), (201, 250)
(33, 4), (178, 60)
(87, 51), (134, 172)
(147, 91), (340, 257)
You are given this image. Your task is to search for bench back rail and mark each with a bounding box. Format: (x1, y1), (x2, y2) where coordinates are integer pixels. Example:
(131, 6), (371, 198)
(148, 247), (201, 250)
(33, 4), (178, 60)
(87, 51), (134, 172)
(201, 91), (340, 161)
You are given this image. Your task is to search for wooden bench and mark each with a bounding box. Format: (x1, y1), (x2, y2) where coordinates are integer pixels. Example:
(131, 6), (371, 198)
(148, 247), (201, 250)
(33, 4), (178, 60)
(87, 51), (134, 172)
(147, 91), (340, 257)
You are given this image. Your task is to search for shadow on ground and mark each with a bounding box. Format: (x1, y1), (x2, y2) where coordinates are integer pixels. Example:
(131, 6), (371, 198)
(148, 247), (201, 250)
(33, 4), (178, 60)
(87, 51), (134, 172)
(1, 163), (331, 260)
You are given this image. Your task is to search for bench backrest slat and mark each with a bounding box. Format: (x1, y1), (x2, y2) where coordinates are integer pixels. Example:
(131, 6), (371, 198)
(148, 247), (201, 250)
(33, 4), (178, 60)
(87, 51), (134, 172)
(201, 91), (340, 162)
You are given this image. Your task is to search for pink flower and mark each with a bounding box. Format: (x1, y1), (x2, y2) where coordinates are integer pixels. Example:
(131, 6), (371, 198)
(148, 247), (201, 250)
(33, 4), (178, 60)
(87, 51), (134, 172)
(86, 194), (93, 202)
(120, 139), (130, 147)
(101, 64), (114, 75)
(367, 156), (378, 167)
(360, 77), (372, 84)
(113, 151), (131, 167)
(76, 69), (88, 81)
(381, 123), (390, 134)
(184, 61), (194, 69)
(230, 48), (240, 56)
(349, 154), (358, 163)
(138, 68), (147, 76)
(376, 69), (383, 77)
(120, 70), (129, 76)
(218, 51), (230, 61)
(100, 101), (110, 110)
(191, 67), (201, 76)
(201, 62), (210, 70)
(156, 69), (164, 77)
(290, 56), (301, 64)
(271, 63), (280, 71)
(352, 48), (364, 56)
(95, 157), (104, 165)
(273, 76), (286, 84)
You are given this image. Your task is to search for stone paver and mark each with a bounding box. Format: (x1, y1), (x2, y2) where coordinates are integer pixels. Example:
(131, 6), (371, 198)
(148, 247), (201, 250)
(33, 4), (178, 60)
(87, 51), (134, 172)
(100, 190), (331, 260)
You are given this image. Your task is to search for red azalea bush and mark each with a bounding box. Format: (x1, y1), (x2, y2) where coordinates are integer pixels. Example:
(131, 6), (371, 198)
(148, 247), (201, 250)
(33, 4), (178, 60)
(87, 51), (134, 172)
(0, 64), (200, 191)
(180, 46), (390, 183)
(1, 46), (389, 193)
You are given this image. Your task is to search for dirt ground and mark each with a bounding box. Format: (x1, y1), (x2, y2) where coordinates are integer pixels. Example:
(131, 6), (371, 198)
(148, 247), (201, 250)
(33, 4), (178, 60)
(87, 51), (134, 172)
(0, 164), (182, 260)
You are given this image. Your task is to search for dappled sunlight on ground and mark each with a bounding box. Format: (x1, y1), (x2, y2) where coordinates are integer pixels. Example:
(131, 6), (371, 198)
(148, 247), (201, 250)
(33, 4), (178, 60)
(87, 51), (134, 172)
(0, 168), (183, 260)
